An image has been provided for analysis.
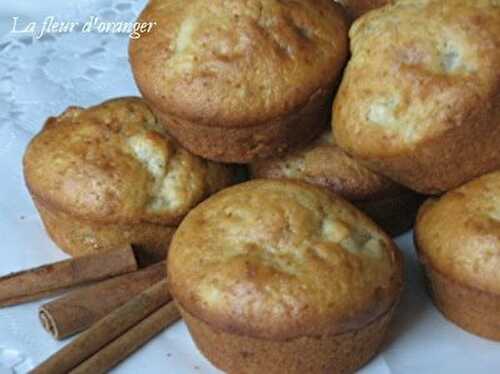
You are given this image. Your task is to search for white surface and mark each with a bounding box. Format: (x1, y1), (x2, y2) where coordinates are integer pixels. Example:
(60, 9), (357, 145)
(0, 1), (499, 373)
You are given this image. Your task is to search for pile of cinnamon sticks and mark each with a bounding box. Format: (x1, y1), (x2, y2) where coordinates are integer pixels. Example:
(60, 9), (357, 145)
(0, 245), (180, 373)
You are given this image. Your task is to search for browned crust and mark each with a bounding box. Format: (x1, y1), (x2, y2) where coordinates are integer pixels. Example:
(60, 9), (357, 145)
(172, 246), (403, 340)
(168, 180), (404, 340)
(249, 136), (404, 202)
(23, 97), (236, 225)
(414, 178), (500, 294)
(414, 201), (500, 341)
(243, 177), (422, 237)
(129, 0), (348, 128)
(249, 136), (424, 235)
(344, 106), (500, 194)
(130, 0), (349, 163)
(419, 261), (500, 341)
(180, 304), (396, 374)
(152, 87), (331, 163)
(333, 1), (500, 194)
(34, 197), (175, 266)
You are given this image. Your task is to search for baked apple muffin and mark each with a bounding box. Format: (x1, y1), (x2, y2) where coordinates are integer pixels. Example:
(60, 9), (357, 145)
(333, 0), (500, 194)
(415, 171), (500, 341)
(250, 130), (423, 236)
(168, 180), (403, 373)
(23, 97), (235, 264)
(130, 0), (349, 163)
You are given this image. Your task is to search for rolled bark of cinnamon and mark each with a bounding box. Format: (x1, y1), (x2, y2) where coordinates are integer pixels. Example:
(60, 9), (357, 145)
(32, 279), (170, 374)
(70, 302), (180, 374)
(39, 262), (165, 340)
(0, 246), (137, 307)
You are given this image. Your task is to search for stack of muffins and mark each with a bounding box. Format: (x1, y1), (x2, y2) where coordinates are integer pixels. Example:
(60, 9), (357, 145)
(22, 0), (500, 372)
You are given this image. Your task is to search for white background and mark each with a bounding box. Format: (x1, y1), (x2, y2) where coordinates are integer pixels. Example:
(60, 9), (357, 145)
(0, 1), (498, 373)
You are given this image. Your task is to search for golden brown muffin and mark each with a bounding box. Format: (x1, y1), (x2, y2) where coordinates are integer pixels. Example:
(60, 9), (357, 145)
(250, 130), (423, 236)
(24, 97), (235, 264)
(333, 0), (500, 194)
(130, 0), (349, 163)
(415, 171), (500, 341)
(168, 180), (404, 373)
(335, 0), (393, 20)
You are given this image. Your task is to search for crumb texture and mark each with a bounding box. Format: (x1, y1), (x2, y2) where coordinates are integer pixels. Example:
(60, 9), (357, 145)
(333, 0), (500, 193)
(168, 180), (402, 339)
(23, 97), (234, 225)
(416, 171), (500, 294)
(130, 0), (348, 126)
(336, 0), (500, 149)
(250, 129), (405, 201)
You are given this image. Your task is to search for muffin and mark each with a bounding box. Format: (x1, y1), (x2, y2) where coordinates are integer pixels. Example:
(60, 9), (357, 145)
(415, 171), (500, 341)
(250, 130), (423, 236)
(333, 0), (500, 194)
(335, 0), (393, 20)
(24, 97), (235, 264)
(130, 0), (349, 163)
(168, 180), (404, 373)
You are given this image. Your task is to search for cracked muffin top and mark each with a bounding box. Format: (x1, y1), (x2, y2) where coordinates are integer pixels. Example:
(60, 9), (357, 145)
(334, 0), (500, 155)
(415, 171), (500, 295)
(23, 97), (235, 225)
(130, 0), (348, 127)
(168, 180), (403, 339)
(332, 0), (500, 194)
(250, 130), (407, 202)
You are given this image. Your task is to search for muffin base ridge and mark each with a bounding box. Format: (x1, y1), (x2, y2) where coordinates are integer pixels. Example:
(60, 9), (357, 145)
(35, 198), (175, 266)
(180, 305), (396, 374)
(423, 264), (500, 341)
(151, 89), (331, 163)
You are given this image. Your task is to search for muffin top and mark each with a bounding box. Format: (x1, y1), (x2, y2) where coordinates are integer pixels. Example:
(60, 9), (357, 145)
(24, 97), (234, 225)
(168, 180), (403, 339)
(250, 130), (407, 201)
(416, 171), (500, 295)
(333, 0), (500, 157)
(130, 0), (348, 127)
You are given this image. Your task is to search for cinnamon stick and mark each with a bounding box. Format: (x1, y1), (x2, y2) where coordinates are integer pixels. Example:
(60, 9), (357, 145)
(0, 246), (137, 307)
(32, 279), (170, 374)
(39, 262), (165, 340)
(70, 302), (180, 374)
